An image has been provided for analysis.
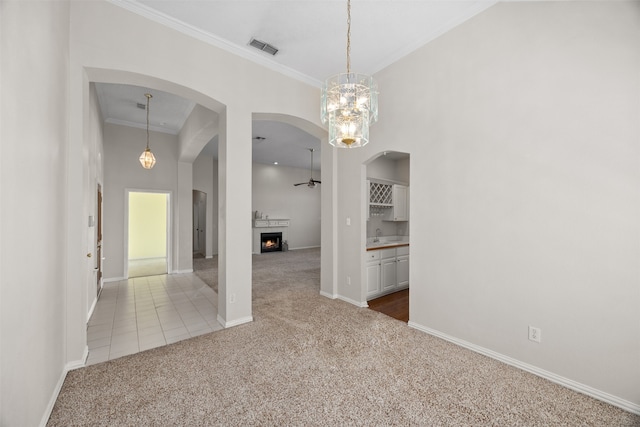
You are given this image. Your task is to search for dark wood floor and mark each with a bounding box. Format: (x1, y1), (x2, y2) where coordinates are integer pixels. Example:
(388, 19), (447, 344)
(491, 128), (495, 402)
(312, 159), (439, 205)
(367, 289), (409, 322)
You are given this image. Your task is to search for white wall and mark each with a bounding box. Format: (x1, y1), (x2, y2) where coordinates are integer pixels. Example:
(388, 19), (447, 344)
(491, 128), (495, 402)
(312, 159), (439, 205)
(0, 1), (71, 426)
(103, 123), (182, 279)
(339, 1), (640, 410)
(253, 163), (322, 250)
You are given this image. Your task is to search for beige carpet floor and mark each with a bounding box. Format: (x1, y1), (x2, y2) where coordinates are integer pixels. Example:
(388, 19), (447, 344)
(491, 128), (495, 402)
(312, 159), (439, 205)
(48, 248), (638, 426)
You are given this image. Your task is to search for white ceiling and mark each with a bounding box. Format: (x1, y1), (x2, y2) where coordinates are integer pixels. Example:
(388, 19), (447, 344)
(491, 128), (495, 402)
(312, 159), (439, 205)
(96, 0), (501, 169)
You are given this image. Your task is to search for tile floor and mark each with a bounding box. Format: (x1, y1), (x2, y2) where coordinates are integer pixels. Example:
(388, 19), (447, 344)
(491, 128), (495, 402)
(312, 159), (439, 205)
(86, 272), (223, 366)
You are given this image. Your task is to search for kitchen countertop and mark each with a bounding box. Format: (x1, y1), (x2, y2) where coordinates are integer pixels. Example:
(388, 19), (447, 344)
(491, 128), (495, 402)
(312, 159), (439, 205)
(366, 242), (410, 251)
(367, 242), (409, 251)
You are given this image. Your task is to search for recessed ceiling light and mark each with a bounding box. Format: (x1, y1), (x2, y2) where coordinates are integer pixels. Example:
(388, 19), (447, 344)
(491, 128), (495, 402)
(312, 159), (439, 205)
(273, 161), (278, 165)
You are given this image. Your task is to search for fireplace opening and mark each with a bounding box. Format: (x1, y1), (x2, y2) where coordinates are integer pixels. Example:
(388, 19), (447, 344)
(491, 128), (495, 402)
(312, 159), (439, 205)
(261, 232), (282, 253)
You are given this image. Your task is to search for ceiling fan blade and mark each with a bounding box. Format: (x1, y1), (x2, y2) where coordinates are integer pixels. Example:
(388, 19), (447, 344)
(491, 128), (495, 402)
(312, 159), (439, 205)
(311, 179), (321, 184)
(293, 183), (306, 186)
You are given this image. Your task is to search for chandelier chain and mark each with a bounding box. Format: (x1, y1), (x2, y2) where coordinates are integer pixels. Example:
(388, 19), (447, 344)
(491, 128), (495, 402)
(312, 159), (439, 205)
(146, 93), (151, 150)
(346, 0), (351, 74)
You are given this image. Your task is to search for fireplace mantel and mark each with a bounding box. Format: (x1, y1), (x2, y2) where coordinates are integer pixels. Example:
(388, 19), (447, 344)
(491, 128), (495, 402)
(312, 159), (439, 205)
(253, 219), (289, 228)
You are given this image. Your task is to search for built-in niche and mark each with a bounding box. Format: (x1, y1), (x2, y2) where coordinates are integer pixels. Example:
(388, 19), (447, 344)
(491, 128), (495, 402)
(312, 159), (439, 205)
(366, 152), (410, 240)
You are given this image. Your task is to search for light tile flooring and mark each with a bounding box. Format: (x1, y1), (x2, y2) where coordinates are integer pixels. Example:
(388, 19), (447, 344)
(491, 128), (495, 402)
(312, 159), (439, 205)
(86, 273), (222, 366)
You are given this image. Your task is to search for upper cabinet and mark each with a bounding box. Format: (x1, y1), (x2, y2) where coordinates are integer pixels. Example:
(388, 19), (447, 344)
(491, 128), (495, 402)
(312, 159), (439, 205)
(387, 184), (408, 222)
(367, 180), (409, 222)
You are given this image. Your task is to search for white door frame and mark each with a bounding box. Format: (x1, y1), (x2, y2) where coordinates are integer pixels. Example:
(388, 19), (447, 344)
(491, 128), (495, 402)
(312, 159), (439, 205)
(124, 188), (173, 278)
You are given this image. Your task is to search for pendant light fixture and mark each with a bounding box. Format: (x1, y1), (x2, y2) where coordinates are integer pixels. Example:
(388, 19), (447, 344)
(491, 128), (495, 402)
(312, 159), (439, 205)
(321, 0), (378, 148)
(139, 93), (156, 169)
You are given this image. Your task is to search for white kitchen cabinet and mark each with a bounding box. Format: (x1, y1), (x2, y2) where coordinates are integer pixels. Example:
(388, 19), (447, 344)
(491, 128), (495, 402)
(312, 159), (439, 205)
(396, 255), (409, 288)
(366, 250), (381, 299)
(365, 245), (409, 300)
(366, 260), (381, 298)
(384, 185), (409, 222)
(381, 257), (397, 292)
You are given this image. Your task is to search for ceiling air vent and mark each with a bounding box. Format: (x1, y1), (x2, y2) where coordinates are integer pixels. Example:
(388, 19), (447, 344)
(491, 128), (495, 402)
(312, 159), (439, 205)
(136, 103), (146, 110)
(249, 38), (279, 56)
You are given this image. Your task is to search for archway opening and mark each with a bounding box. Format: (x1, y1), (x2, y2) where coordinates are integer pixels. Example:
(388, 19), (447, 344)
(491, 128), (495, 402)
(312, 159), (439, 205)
(364, 151), (411, 322)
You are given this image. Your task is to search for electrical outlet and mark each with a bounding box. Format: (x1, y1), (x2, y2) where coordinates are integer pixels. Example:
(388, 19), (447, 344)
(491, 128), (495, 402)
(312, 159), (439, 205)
(230, 293), (236, 304)
(528, 326), (541, 343)
(347, 276), (351, 285)
(346, 217), (351, 226)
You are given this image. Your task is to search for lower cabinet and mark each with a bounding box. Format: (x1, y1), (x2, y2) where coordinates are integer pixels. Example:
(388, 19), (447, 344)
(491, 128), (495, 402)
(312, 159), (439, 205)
(366, 260), (381, 297)
(381, 256), (397, 292)
(366, 246), (409, 300)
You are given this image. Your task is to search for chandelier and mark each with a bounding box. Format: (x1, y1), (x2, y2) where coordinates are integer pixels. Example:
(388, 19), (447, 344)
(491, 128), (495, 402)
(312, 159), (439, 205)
(321, 0), (378, 148)
(139, 93), (156, 169)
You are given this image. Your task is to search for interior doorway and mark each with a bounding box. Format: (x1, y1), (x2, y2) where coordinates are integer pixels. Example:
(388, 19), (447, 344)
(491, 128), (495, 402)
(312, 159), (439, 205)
(193, 190), (207, 257)
(127, 190), (170, 278)
(364, 151), (410, 321)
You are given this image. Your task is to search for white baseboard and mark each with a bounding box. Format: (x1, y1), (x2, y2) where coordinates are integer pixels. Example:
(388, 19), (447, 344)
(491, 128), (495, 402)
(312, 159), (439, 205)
(217, 314), (253, 328)
(40, 368), (68, 427)
(337, 295), (368, 308)
(408, 321), (640, 416)
(103, 276), (126, 283)
(319, 290), (337, 299)
(289, 245), (321, 251)
(40, 347), (89, 427)
(173, 269), (193, 274)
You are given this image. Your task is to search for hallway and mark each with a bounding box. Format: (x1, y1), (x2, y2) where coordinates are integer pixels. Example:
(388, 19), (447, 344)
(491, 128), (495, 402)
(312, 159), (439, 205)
(86, 273), (222, 366)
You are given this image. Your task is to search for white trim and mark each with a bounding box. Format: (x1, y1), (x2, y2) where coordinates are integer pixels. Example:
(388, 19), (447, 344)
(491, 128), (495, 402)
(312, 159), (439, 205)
(108, 0), (321, 88)
(173, 269), (193, 274)
(319, 290), (337, 300)
(289, 245), (321, 251)
(103, 276), (126, 283)
(217, 315), (253, 329)
(40, 348), (89, 427)
(337, 295), (368, 308)
(69, 346), (90, 370)
(40, 368), (68, 427)
(87, 297), (98, 321)
(408, 321), (640, 416)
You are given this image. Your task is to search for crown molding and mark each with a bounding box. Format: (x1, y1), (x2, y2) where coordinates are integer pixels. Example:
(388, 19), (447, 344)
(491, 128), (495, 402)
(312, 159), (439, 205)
(107, 0), (322, 88)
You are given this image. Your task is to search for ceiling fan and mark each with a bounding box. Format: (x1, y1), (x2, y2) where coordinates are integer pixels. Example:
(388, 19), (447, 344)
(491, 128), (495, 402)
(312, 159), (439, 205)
(294, 148), (321, 188)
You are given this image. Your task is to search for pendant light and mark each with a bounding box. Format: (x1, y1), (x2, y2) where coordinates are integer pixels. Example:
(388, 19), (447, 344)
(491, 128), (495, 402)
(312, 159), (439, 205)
(139, 93), (156, 169)
(321, 0), (378, 148)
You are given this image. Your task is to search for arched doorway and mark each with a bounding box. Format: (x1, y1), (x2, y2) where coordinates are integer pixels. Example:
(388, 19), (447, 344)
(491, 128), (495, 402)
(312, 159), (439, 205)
(363, 151), (411, 322)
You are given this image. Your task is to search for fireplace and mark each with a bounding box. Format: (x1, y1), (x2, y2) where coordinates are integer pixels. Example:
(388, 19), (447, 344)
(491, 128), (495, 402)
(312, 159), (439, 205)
(261, 232), (282, 253)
